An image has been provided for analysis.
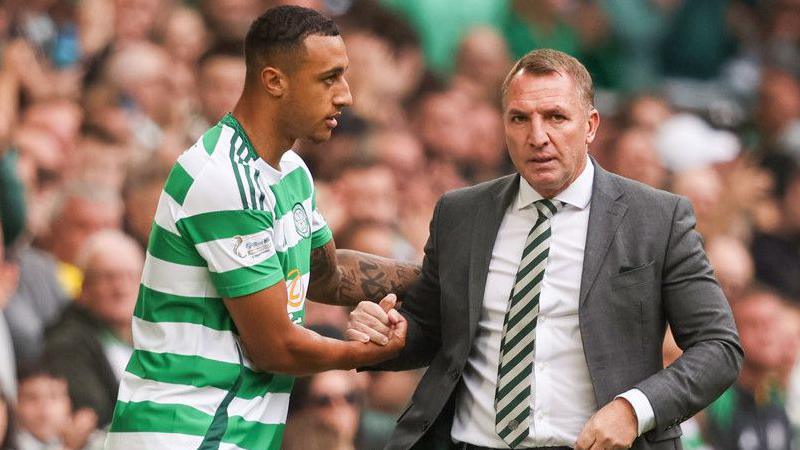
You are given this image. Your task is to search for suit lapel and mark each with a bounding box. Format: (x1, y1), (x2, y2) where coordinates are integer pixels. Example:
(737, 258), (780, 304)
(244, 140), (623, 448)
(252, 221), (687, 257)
(467, 175), (519, 341)
(579, 162), (627, 307)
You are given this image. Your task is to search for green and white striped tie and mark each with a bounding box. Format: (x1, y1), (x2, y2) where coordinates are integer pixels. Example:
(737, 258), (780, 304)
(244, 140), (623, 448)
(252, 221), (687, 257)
(495, 198), (563, 448)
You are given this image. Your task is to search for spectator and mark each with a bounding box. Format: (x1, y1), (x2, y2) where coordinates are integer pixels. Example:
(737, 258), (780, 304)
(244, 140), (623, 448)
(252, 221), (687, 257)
(121, 160), (171, 249)
(452, 26), (512, 106)
(43, 183), (123, 299)
(751, 165), (800, 301)
(42, 230), (142, 427)
(14, 363), (99, 450)
(756, 68), (800, 155)
(191, 44), (246, 138)
(287, 370), (365, 450)
(706, 235), (755, 304)
(706, 288), (794, 450)
(608, 127), (668, 190)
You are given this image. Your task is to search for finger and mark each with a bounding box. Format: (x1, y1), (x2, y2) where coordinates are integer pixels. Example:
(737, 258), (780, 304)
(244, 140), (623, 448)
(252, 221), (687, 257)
(575, 426), (596, 450)
(357, 301), (391, 325)
(344, 328), (370, 343)
(351, 322), (390, 345)
(378, 293), (397, 313)
(350, 310), (392, 336)
(388, 309), (403, 325)
(391, 313), (407, 341)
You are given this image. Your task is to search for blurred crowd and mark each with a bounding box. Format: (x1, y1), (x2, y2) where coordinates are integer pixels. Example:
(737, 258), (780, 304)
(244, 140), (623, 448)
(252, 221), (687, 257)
(0, 0), (799, 449)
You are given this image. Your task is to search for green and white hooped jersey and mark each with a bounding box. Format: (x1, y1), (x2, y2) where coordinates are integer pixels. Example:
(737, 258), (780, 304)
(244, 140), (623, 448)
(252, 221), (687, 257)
(105, 114), (332, 450)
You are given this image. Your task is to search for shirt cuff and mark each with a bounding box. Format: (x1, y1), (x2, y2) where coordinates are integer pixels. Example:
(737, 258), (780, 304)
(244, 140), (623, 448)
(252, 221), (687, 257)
(616, 389), (656, 436)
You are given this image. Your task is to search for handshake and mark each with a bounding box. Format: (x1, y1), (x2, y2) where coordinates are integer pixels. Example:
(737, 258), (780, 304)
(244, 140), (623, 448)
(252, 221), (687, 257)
(344, 294), (408, 364)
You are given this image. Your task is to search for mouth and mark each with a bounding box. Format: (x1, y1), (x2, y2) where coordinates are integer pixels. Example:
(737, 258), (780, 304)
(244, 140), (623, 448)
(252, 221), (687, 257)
(529, 155), (557, 164)
(324, 112), (342, 129)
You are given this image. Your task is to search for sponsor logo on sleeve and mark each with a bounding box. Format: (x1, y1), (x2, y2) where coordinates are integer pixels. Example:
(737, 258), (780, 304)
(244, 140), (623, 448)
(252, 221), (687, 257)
(232, 232), (274, 259)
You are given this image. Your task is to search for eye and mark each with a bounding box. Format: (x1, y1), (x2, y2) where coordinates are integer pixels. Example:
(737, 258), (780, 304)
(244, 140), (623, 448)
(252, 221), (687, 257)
(510, 115), (528, 124)
(551, 114), (567, 123)
(323, 75), (338, 86)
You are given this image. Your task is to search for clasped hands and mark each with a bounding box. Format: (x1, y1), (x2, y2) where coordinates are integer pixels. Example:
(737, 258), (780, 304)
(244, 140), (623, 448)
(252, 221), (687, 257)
(344, 299), (638, 450)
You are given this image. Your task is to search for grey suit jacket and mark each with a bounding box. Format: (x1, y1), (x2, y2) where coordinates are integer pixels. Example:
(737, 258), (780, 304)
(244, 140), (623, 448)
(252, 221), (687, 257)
(375, 161), (743, 450)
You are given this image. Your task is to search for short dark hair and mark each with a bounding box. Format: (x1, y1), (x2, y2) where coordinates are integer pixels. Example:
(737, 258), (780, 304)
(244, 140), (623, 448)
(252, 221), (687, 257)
(244, 5), (339, 78)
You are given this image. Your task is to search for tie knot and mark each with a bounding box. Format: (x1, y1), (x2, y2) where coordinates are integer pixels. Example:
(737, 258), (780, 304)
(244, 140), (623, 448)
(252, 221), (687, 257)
(534, 199), (564, 219)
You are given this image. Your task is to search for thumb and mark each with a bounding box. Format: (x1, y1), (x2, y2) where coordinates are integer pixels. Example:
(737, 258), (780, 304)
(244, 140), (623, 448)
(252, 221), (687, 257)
(392, 312), (407, 340)
(378, 293), (397, 313)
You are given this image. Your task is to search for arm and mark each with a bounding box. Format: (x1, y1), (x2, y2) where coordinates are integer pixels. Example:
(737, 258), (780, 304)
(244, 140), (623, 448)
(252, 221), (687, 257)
(306, 239), (421, 306)
(635, 197), (743, 432)
(224, 279), (405, 376)
(346, 197), (446, 371)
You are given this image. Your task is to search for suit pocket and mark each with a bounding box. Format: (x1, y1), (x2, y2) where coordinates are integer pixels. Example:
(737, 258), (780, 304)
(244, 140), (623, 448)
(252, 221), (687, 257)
(611, 260), (656, 289)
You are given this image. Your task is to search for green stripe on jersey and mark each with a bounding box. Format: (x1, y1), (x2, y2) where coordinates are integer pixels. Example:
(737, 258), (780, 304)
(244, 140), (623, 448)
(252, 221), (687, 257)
(126, 350), (294, 399)
(147, 223), (206, 267)
(177, 209), (273, 245)
(202, 124), (223, 155)
(270, 168), (312, 217)
(211, 262), (285, 299)
(164, 163), (194, 206)
(133, 285), (234, 331)
(110, 401), (283, 450)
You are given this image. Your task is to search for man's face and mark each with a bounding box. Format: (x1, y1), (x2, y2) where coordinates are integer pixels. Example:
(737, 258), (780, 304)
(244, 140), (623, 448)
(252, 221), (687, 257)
(56, 198), (122, 264)
(503, 71), (598, 198)
(281, 35), (353, 143)
(199, 56), (246, 123)
(735, 294), (784, 372)
(81, 246), (142, 327)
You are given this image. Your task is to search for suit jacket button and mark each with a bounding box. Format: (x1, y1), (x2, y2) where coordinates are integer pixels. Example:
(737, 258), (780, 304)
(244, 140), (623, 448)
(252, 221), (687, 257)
(421, 420), (431, 431)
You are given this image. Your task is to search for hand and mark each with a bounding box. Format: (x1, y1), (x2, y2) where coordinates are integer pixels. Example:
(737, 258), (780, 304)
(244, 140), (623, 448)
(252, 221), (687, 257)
(352, 311), (407, 366)
(575, 398), (638, 450)
(61, 407), (98, 450)
(345, 294), (403, 345)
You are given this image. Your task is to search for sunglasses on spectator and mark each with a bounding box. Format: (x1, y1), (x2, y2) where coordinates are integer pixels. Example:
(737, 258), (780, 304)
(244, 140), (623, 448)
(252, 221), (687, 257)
(308, 390), (363, 408)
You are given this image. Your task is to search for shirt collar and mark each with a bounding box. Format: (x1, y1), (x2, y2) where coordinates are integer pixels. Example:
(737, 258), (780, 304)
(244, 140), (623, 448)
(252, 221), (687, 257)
(516, 155), (594, 211)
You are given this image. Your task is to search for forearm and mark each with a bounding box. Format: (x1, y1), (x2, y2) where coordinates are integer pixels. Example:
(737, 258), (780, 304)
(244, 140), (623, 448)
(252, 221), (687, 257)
(334, 249), (421, 305)
(307, 244), (421, 307)
(249, 325), (387, 376)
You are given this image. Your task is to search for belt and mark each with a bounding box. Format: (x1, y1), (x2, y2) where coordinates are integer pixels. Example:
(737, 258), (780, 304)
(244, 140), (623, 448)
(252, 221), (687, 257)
(455, 444), (572, 450)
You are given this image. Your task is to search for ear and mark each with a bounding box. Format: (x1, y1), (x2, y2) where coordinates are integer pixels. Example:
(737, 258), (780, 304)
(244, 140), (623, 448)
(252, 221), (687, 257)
(260, 66), (287, 98)
(585, 107), (600, 145)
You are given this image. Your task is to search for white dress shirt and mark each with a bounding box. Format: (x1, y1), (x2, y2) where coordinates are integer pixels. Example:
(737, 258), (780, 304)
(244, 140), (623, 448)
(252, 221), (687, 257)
(451, 158), (654, 447)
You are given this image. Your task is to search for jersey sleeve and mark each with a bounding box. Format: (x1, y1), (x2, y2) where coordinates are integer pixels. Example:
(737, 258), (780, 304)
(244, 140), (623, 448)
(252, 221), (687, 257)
(310, 189), (332, 249)
(177, 209), (284, 298)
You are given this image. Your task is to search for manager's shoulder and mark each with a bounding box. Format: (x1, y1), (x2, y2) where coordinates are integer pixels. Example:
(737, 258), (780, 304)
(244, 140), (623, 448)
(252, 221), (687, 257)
(607, 170), (683, 210)
(440, 173), (517, 206)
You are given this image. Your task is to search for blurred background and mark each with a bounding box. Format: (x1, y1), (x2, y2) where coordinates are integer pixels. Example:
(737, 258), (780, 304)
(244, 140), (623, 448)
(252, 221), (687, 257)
(0, 0), (799, 449)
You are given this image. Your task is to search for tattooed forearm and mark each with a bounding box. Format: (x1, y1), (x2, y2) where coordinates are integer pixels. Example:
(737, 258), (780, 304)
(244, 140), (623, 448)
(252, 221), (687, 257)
(307, 241), (421, 306)
(336, 250), (421, 305)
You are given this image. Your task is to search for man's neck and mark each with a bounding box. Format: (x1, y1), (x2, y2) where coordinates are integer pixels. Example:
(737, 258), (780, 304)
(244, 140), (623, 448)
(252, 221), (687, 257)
(231, 101), (294, 170)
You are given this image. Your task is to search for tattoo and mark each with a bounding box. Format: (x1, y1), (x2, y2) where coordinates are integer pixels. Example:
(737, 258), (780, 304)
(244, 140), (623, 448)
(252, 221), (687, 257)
(307, 242), (422, 307)
(358, 260), (403, 299)
(336, 250), (421, 305)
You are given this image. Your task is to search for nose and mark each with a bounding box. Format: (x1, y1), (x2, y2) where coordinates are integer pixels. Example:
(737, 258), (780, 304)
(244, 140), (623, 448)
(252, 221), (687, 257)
(528, 116), (549, 148)
(335, 76), (353, 108)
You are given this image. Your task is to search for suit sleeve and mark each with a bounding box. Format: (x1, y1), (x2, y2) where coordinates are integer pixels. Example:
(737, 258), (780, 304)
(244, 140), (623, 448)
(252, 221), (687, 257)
(635, 196), (743, 433)
(369, 196), (445, 371)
